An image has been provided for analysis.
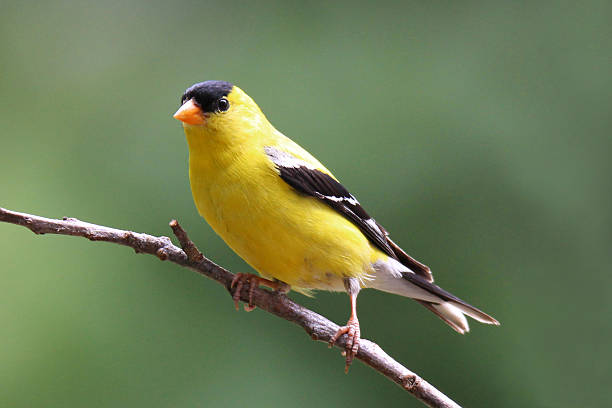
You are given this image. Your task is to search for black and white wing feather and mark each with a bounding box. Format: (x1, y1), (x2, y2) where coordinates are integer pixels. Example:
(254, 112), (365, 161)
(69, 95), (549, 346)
(264, 146), (499, 332)
(265, 146), (433, 282)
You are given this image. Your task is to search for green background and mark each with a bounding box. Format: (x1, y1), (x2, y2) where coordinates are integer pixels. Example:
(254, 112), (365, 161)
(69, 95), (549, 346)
(1, 1), (610, 407)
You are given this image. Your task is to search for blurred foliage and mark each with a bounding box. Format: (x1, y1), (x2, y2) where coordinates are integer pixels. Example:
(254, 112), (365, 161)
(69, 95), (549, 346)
(1, 1), (611, 407)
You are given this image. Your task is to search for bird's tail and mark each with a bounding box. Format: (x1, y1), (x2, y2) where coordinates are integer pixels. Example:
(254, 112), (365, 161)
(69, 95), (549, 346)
(402, 270), (499, 333)
(369, 258), (499, 334)
(415, 300), (495, 334)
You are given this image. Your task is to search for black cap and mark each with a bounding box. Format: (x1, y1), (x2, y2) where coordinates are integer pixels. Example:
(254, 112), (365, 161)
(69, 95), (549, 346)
(180, 80), (234, 113)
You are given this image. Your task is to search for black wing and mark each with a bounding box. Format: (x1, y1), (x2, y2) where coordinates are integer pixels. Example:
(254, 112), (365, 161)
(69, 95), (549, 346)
(265, 146), (433, 282)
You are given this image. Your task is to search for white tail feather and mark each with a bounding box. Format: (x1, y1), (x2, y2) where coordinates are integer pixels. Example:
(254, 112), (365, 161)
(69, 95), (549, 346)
(430, 302), (469, 334)
(449, 301), (500, 325)
(370, 258), (500, 332)
(369, 259), (440, 302)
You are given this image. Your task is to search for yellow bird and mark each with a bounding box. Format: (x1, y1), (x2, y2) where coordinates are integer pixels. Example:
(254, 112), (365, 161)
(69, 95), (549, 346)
(173, 80), (499, 370)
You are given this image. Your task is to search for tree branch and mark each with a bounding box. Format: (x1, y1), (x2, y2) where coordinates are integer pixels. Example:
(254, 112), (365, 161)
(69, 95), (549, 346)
(0, 207), (461, 408)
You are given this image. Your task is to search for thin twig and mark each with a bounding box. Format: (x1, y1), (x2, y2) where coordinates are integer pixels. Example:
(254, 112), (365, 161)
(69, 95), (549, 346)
(0, 207), (461, 408)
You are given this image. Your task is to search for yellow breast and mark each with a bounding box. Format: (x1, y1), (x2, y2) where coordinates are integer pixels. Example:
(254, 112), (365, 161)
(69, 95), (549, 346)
(184, 124), (379, 292)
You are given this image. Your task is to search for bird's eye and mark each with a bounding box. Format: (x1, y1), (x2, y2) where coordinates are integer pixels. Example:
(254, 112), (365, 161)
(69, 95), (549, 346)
(217, 97), (230, 112)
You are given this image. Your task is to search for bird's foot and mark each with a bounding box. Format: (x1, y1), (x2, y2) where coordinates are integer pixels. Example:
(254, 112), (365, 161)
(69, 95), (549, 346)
(329, 316), (360, 373)
(230, 273), (288, 311)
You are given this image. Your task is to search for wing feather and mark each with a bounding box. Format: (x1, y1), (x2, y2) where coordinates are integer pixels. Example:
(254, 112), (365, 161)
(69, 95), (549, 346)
(265, 146), (433, 281)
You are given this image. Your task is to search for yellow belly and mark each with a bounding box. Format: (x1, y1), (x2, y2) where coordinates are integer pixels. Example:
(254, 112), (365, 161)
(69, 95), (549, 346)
(188, 149), (376, 292)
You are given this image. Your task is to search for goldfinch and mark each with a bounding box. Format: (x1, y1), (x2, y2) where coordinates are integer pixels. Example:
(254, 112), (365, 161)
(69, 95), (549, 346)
(173, 80), (499, 370)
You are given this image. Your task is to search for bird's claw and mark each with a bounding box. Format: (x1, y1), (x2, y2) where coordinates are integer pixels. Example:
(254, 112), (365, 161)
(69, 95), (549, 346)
(329, 318), (360, 373)
(230, 273), (260, 311)
(230, 273), (288, 311)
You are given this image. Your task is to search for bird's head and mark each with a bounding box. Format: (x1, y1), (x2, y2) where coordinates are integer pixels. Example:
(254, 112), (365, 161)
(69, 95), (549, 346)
(174, 81), (267, 143)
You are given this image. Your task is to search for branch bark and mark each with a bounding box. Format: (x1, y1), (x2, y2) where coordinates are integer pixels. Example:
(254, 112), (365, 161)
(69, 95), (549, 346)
(0, 207), (461, 408)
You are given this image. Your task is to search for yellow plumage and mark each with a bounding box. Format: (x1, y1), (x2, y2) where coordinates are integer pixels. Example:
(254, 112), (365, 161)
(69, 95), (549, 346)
(184, 86), (385, 293)
(174, 80), (498, 369)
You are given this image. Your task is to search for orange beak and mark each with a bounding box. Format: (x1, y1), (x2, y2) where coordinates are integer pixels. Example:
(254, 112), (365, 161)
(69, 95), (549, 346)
(173, 99), (206, 125)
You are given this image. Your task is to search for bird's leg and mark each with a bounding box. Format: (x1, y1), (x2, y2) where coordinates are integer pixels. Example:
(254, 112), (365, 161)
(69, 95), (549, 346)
(230, 273), (288, 311)
(272, 279), (291, 294)
(329, 277), (361, 373)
